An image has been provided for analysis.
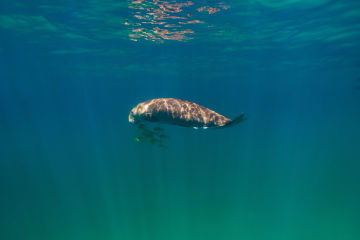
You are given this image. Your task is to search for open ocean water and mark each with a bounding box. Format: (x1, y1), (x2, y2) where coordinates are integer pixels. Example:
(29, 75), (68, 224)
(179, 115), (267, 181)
(1, 0), (360, 240)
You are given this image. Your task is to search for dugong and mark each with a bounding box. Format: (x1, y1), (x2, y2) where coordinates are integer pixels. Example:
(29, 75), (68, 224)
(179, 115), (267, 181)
(129, 98), (245, 129)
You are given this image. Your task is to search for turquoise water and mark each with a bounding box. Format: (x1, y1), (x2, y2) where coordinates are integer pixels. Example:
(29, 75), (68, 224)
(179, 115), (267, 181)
(1, 1), (360, 239)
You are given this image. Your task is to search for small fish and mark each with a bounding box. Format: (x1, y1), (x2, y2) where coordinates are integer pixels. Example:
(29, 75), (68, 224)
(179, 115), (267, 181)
(153, 126), (164, 132)
(159, 134), (170, 139)
(158, 144), (168, 149)
(150, 138), (160, 145)
(140, 130), (155, 138)
(136, 123), (146, 130)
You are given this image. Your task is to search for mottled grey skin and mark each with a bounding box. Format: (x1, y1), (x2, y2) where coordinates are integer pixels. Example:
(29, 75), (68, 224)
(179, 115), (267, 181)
(129, 98), (245, 129)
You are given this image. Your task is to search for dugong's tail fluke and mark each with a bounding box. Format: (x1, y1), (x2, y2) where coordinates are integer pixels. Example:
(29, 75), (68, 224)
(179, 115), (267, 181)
(218, 112), (246, 129)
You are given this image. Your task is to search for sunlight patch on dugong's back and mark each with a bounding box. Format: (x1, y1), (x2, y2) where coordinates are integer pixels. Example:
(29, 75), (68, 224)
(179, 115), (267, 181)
(129, 98), (245, 129)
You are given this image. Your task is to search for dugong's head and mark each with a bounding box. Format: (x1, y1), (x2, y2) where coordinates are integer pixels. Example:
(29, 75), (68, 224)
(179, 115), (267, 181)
(128, 103), (147, 124)
(128, 109), (136, 124)
(128, 107), (140, 124)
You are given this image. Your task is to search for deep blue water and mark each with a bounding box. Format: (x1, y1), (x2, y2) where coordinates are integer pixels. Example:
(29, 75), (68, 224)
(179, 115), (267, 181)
(1, 1), (360, 239)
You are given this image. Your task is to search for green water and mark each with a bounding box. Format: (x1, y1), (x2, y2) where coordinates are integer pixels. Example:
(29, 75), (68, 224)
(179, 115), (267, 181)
(1, 0), (360, 239)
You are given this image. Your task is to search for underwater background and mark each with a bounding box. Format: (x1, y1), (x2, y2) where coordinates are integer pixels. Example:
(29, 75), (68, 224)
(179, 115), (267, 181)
(1, 0), (360, 239)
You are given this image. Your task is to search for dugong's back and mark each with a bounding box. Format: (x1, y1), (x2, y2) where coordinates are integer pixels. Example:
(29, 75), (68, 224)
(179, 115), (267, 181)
(129, 98), (232, 128)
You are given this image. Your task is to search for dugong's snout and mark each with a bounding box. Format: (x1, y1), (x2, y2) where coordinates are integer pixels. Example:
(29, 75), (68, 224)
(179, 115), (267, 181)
(128, 109), (136, 124)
